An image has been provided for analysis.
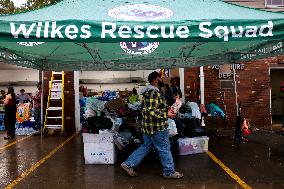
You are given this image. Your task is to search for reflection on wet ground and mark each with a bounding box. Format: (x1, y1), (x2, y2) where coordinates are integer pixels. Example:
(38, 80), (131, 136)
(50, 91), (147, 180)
(0, 130), (283, 189)
(210, 130), (284, 189)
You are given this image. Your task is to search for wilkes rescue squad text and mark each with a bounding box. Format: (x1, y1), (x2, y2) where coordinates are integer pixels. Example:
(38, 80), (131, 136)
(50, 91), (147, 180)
(10, 21), (273, 41)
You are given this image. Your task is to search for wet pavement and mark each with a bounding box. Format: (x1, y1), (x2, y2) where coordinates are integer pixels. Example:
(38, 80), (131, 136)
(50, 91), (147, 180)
(210, 130), (284, 189)
(0, 130), (283, 189)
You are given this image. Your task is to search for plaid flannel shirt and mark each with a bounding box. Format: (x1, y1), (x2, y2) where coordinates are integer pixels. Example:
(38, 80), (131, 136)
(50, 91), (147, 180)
(141, 88), (167, 135)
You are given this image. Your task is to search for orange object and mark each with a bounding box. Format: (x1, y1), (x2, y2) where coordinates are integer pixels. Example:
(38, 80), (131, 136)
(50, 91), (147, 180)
(241, 118), (251, 136)
(16, 103), (30, 123)
(242, 128), (251, 136)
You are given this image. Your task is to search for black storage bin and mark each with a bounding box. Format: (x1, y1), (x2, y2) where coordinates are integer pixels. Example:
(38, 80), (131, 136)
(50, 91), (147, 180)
(177, 118), (205, 138)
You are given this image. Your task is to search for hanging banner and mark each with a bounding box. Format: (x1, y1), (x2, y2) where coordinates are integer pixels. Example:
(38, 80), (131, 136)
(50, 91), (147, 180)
(2, 19), (277, 42)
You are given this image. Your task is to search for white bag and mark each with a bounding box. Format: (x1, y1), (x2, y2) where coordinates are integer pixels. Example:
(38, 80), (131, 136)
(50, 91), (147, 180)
(167, 118), (178, 136)
(170, 97), (182, 114)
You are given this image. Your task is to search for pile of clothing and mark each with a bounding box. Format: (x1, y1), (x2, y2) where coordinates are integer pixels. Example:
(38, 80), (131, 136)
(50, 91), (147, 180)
(81, 96), (143, 153)
(206, 102), (225, 118)
(175, 102), (209, 138)
(83, 97), (107, 118)
(97, 90), (118, 101)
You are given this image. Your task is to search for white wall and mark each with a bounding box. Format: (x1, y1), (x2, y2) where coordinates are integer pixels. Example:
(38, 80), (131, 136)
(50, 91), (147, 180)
(80, 71), (153, 94)
(5, 86), (38, 95)
(0, 70), (38, 94)
(82, 84), (149, 97)
(80, 70), (153, 80)
(0, 70), (38, 82)
(83, 83), (139, 92)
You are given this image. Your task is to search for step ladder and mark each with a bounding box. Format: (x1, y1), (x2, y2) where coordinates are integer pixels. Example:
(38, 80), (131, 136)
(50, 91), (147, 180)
(44, 71), (65, 134)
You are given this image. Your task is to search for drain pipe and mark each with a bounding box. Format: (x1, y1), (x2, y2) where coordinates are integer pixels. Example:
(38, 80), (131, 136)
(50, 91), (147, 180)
(179, 68), (185, 103)
(233, 67), (238, 116)
(41, 70), (44, 139)
(200, 66), (205, 126)
(233, 66), (243, 141)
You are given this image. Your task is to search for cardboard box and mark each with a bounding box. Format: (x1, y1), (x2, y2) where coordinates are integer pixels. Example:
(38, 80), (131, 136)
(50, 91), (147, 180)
(178, 136), (209, 155)
(84, 142), (116, 164)
(83, 133), (113, 143)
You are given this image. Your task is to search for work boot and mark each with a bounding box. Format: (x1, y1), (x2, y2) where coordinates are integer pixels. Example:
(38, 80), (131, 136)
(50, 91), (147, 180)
(121, 162), (138, 177)
(163, 171), (184, 179)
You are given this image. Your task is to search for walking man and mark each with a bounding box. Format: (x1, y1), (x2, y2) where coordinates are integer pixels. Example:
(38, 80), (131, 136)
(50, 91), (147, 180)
(121, 71), (183, 179)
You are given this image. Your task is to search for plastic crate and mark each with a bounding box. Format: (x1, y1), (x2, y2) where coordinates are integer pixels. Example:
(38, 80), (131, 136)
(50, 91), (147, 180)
(178, 136), (209, 155)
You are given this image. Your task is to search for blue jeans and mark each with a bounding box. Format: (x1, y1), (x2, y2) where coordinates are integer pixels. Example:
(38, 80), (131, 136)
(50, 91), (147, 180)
(124, 129), (175, 176)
